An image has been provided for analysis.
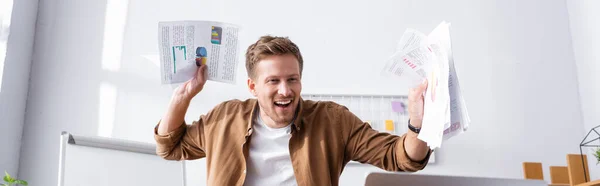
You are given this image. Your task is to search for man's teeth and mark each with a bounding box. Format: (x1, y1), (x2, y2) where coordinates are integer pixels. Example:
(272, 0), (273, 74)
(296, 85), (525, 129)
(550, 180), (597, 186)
(275, 100), (292, 105)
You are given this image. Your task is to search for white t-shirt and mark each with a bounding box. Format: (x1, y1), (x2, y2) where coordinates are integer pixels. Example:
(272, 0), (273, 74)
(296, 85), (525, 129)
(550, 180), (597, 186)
(244, 110), (297, 186)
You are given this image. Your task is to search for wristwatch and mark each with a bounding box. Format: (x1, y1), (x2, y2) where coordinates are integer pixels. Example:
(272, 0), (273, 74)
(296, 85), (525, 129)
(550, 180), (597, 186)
(408, 119), (421, 134)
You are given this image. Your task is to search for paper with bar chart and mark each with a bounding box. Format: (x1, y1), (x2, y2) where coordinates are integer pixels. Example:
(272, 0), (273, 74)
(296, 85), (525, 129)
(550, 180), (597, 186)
(381, 21), (470, 149)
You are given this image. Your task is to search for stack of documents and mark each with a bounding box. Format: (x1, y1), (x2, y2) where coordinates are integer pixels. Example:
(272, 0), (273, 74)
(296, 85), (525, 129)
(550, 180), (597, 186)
(158, 20), (241, 84)
(381, 21), (470, 149)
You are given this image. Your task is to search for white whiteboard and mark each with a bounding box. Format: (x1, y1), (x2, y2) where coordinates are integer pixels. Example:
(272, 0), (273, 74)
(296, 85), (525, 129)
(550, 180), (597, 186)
(57, 132), (185, 186)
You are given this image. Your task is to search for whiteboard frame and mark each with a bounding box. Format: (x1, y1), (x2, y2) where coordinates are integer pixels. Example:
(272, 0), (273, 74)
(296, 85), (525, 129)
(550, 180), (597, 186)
(57, 131), (187, 186)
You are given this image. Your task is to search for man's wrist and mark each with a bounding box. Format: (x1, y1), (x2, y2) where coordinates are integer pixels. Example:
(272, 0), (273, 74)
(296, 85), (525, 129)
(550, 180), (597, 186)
(169, 94), (193, 113)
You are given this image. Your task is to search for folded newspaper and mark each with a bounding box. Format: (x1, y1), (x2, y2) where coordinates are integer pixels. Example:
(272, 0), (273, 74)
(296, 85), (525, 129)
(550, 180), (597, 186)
(158, 20), (241, 84)
(381, 21), (470, 149)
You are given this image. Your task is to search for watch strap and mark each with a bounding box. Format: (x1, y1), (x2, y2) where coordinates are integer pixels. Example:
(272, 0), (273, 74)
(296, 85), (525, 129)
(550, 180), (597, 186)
(408, 119), (421, 134)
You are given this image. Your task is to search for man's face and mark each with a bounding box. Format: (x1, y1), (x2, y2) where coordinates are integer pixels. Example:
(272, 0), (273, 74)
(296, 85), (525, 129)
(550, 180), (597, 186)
(248, 54), (302, 126)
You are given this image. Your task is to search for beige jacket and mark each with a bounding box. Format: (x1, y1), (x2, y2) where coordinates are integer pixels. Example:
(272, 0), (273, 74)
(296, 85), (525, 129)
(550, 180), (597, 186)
(154, 98), (431, 186)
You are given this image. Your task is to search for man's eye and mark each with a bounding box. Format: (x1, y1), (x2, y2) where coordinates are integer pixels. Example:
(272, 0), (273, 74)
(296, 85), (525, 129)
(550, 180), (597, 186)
(289, 78), (298, 82)
(268, 79), (279, 83)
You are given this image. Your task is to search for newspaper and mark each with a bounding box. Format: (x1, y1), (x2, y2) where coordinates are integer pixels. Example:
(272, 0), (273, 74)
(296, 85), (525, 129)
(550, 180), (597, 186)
(419, 22), (452, 149)
(437, 22), (471, 141)
(381, 29), (431, 88)
(158, 20), (241, 84)
(381, 21), (470, 149)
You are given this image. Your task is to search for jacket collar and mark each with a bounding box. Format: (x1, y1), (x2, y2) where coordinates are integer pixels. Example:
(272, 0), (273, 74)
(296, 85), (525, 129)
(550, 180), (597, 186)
(246, 98), (306, 135)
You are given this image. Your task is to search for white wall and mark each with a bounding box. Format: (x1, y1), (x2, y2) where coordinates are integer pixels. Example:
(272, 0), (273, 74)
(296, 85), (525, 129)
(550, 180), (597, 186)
(19, 0), (115, 184)
(18, 0), (588, 185)
(335, 0), (584, 184)
(0, 0), (37, 178)
(567, 0), (600, 181)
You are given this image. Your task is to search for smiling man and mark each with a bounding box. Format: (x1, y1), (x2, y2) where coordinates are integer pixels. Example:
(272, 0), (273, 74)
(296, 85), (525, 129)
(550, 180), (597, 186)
(154, 36), (432, 186)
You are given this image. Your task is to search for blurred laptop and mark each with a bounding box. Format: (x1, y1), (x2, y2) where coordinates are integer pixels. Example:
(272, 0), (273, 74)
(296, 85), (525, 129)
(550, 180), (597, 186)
(365, 172), (547, 186)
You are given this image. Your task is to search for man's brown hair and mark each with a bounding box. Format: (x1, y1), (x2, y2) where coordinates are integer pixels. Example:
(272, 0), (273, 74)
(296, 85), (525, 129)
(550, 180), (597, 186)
(245, 35), (303, 79)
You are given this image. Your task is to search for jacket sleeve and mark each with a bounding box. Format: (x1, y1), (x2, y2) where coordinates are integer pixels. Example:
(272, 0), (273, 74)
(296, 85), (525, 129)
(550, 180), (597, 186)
(154, 103), (224, 160)
(153, 119), (206, 160)
(342, 106), (432, 172)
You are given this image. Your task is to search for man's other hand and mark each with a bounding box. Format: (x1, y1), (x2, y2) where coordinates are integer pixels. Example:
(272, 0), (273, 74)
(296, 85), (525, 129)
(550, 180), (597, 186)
(408, 79), (428, 128)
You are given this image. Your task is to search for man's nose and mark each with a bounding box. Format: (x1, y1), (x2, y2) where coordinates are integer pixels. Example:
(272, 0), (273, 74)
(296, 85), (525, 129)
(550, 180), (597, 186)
(278, 82), (292, 97)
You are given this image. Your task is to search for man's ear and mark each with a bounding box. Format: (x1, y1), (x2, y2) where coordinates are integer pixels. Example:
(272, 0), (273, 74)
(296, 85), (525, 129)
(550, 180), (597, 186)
(247, 78), (257, 97)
